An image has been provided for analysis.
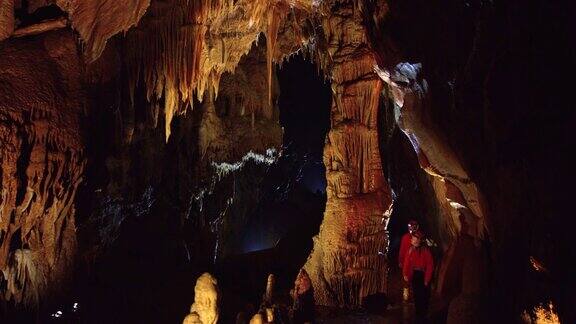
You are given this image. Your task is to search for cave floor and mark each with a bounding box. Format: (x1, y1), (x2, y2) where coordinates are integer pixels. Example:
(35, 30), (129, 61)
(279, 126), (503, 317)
(317, 303), (446, 324)
(316, 265), (447, 324)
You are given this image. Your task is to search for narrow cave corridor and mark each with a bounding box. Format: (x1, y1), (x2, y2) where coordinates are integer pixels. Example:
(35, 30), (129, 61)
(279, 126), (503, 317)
(0, 0), (573, 324)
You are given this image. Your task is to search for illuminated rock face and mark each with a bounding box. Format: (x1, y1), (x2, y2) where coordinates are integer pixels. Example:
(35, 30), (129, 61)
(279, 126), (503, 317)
(377, 63), (487, 240)
(199, 44), (283, 164)
(122, 0), (311, 139)
(249, 313), (265, 324)
(303, 0), (393, 307)
(55, 0), (151, 62)
(0, 31), (86, 306)
(376, 63), (489, 315)
(182, 312), (203, 324)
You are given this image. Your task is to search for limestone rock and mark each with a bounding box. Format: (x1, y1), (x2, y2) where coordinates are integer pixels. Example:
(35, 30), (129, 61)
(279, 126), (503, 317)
(263, 274), (275, 305)
(0, 30), (87, 306)
(183, 312), (203, 324)
(189, 273), (219, 324)
(376, 62), (488, 241)
(249, 313), (265, 324)
(0, 0), (15, 41)
(303, 0), (392, 307)
(55, 0), (151, 62)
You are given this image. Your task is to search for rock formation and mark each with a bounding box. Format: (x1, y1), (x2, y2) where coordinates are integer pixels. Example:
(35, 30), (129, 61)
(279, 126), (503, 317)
(303, 0), (392, 307)
(0, 0), (15, 41)
(376, 63), (489, 305)
(55, 0), (151, 62)
(0, 0), (572, 322)
(376, 63), (487, 241)
(263, 273), (275, 305)
(188, 272), (219, 324)
(0, 30), (87, 306)
(249, 313), (265, 324)
(183, 312), (203, 324)
(122, 0), (310, 139)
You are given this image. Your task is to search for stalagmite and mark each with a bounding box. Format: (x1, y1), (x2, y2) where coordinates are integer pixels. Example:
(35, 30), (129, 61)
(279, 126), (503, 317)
(263, 273), (275, 305)
(249, 313), (265, 324)
(183, 312), (203, 324)
(303, 0), (392, 307)
(188, 272), (219, 324)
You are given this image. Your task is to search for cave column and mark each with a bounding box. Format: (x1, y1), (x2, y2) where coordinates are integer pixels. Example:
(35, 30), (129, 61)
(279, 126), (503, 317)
(303, 1), (393, 307)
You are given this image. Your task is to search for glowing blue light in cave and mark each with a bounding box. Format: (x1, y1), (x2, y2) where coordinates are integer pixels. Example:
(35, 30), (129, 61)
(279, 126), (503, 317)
(244, 241), (271, 253)
(300, 162), (326, 194)
(242, 230), (280, 253)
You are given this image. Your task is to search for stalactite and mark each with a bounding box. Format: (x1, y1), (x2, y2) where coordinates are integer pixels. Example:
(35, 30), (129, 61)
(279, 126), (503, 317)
(266, 3), (287, 108)
(124, 0), (310, 138)
(55, 0), (151, 62)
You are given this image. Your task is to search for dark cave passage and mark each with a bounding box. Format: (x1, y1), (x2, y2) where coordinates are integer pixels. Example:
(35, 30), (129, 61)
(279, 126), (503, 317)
(212, 53), (332, 322)
(233, 53), (332, 254)
(278, 54), (331, 195)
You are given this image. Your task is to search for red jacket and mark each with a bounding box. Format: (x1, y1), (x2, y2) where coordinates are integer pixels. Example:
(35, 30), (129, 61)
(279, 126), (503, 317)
(399, 233), (412, 266)
(403, 245), (434, 285)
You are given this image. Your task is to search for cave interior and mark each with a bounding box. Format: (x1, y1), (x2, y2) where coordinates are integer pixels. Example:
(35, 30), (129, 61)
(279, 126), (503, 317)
(0, 0), (574, 323)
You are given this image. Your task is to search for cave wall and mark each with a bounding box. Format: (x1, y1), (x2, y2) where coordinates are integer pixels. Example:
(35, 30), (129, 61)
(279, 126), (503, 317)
(0, 8), (284, 316)
(0, 30), (87, 307)
(368, 0), (574, 321)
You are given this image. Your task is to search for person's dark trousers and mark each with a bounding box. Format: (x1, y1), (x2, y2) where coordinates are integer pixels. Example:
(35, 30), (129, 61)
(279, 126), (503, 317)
(411, 270), (430, 323)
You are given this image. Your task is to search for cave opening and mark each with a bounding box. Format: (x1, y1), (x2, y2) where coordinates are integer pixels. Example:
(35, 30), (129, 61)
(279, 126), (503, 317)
(211, 51), (332, 322)
(277, 53), (331, 195)
(228, 52), (331, 255)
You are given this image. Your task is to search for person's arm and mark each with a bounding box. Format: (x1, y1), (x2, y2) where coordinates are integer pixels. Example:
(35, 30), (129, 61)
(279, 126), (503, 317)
(399, 234), (409, 267)
(424, 248), (434, 286)
(403, 247), (413, 282)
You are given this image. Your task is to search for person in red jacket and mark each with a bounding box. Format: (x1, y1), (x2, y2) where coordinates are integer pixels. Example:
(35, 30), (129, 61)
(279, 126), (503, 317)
(399, 220), (420, 268)
(403, 230), (434, 323)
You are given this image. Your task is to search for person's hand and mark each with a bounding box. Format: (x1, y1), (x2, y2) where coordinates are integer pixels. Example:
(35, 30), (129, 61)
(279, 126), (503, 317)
(399, 263), (403, 269)
(425, 282), (429, 287)
(403, 275), (409, 282)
